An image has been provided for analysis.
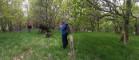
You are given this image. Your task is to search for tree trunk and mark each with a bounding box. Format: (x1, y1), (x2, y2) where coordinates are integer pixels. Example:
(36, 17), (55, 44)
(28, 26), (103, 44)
(97, 20), (99, 32)
(121, 0), (131, 45)
(1, 24), (6, 32)
(121, 23), (129, 45)
(89, 17), (95, 32)
(96, 17), (99, 32)
(135, 18), (139, 35)
(135, 22), (138, 35)
(136, 24), (139, 35)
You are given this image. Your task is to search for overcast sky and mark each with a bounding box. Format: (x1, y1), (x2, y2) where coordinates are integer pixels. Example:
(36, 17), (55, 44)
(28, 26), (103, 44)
(22, 0), (29, 17)
(136, 2), (139, 6)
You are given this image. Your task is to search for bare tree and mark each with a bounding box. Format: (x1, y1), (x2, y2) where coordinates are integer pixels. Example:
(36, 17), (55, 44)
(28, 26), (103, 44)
(87, 0), (134, 45)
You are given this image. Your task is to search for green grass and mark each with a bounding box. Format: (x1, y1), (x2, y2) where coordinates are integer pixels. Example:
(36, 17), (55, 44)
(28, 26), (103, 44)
(74, 32), (139, 60)
(0, 31), (139, 60)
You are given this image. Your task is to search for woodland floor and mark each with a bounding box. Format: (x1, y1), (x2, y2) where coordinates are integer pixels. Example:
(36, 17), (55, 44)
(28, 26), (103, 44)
(0, 30), (139, 60)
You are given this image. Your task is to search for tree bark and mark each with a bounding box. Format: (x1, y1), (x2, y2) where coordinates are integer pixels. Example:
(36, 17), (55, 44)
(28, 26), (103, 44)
(121, 17), (129, 45)
(135, 18), (139, 35)
(121, 0), (131, 45)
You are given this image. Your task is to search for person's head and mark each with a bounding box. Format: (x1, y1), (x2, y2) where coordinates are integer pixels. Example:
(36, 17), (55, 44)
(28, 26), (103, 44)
(61, 20), (66, 24)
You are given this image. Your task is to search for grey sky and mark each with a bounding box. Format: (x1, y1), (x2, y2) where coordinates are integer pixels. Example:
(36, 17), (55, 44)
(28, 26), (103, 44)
(22, 0), (29, 17)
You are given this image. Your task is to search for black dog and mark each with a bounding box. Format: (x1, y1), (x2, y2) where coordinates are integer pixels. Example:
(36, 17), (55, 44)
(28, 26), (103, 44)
(38, 24), (51, 37)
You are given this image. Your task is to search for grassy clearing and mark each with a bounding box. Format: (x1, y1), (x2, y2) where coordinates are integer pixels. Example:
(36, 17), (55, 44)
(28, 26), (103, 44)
(0, 31), (139, 60)
(74, 32), (139, 60)
(0, 31), (68, 60)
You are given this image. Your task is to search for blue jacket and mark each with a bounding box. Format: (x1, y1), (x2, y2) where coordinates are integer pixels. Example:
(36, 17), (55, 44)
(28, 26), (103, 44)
(60, 23), (69, 35)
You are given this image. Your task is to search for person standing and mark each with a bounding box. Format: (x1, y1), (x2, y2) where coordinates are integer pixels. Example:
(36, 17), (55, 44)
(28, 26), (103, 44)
(60, 21), (70, 49)
(27, 21), (33, 32)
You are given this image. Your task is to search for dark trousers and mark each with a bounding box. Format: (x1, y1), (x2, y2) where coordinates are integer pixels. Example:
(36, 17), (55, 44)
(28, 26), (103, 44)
(28, 26), (32, 32)
(62, 33), (68, 49)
